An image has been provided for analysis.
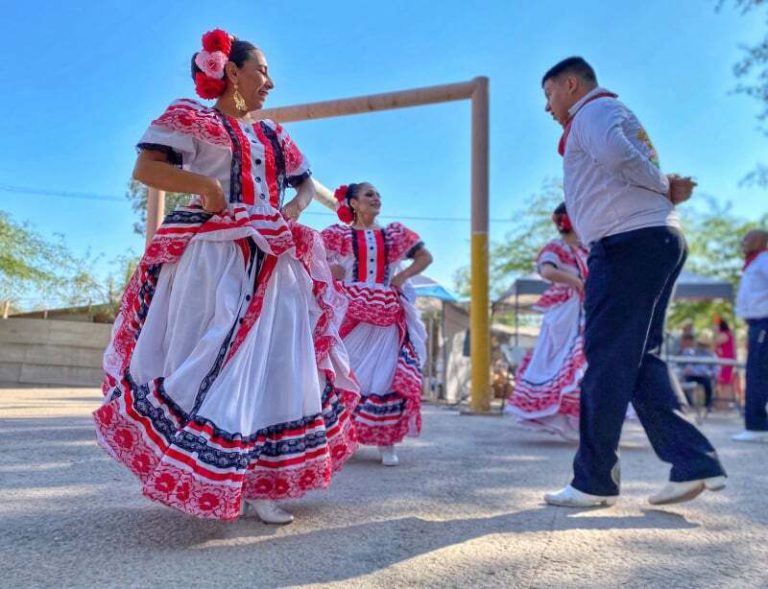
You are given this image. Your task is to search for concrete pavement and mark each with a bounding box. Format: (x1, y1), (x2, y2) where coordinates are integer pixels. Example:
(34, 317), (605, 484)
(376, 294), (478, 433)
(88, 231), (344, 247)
(1, 388), (766, 588)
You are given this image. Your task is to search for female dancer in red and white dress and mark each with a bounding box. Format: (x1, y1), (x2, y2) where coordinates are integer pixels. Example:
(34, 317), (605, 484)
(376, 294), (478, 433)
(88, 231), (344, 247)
(93, 29), (358, 523)
(713, 316), (737, 403)
(322, 183), (433, 466)
(505, 203), (588, 441)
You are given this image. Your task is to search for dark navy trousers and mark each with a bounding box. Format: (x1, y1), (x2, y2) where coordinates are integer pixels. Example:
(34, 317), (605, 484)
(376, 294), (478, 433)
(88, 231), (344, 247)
(745, 317), (768, 432)
(572, 226), (726, 496)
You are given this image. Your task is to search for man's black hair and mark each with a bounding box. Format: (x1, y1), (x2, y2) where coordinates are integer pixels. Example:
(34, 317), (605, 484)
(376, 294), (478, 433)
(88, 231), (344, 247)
(542, 57), (597, 87)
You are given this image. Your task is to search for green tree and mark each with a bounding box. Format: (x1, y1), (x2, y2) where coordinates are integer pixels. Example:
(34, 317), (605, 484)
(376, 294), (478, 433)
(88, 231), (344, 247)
(51, 250), (106, 308)
(126, 179), (192, 235)
(720, 0), (768, 186)
(453, 179), (563, 299)
(490, 179), (564, 281)
(667, 197), (768, 331)
(0, 212), (65, 311)
(454, 180), (764, 332)
(0, 210), (136, 317)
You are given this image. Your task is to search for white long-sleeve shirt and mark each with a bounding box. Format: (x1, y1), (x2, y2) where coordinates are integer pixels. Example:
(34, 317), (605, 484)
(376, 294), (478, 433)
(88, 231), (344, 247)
(736, 251), (768, 320)
(563, 87), (679, 245)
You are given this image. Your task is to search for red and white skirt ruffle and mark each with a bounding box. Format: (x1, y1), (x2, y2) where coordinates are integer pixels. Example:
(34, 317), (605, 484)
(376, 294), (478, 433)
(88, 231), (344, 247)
(337, 282), (426, 446)
(94, 205), (359, 520)
(504, 294), (585, 437)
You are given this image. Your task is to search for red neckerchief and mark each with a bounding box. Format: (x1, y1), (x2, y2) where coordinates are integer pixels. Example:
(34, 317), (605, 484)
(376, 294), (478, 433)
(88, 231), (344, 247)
(744, 249), (768, 271)
(558, 91), (618, 156)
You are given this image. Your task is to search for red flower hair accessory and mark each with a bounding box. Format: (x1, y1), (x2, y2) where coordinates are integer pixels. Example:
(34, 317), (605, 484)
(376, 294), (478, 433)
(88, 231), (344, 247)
(334, 185), (355, 224)
(194, 72), (227, 99)
(202, 29), (232, 55)
(194, 28), (234, 100)
(552, 211), (573, 233)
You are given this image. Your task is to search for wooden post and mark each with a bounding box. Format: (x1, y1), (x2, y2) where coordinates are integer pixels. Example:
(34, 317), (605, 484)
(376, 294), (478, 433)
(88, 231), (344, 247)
(469, 77), (491, 412)
(257, 80), (478, 122)
(145, 188), (165, 247)
(253, 79), (492, 411)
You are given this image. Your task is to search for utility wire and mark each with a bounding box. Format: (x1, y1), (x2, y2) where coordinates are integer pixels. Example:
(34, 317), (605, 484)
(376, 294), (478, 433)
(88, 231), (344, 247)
(0, 183), (124, 203)
(0, 182), (518, 223)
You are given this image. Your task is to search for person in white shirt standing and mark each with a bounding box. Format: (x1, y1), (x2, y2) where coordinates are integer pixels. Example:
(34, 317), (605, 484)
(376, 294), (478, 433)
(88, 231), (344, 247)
(733, 229), (768, 443)
(540, 57), (727, 508)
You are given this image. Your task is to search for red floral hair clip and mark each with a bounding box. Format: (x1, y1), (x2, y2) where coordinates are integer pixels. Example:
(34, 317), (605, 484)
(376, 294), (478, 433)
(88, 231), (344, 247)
(194, 28), (233, 99)
(552, 211), (573, 233)
(334, 185), (355, 224)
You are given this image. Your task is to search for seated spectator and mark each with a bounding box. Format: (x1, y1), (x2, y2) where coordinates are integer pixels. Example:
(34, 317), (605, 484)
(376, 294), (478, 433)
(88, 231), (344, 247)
(681, 332), (720, 412)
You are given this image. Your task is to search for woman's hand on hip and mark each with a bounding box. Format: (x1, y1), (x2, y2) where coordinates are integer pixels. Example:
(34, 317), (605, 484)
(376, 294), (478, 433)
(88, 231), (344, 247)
(200, 178), (227, 214)
(282, 193), (311, 221)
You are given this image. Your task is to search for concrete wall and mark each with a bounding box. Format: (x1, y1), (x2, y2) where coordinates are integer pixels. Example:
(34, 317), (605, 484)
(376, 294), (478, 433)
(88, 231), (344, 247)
(443, 302), (470, 403)
(0, 318), (111, 387)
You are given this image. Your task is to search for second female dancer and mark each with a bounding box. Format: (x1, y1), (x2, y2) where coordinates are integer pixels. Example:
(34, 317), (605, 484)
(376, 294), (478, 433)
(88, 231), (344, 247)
(322, 182), (432, 466)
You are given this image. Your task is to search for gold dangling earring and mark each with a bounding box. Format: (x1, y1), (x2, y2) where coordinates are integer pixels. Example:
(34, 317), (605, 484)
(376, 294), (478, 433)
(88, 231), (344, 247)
(233, 83), (247, 113)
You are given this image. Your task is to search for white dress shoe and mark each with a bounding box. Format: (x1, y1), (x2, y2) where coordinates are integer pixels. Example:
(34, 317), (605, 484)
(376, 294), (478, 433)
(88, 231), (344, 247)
(379, 445), (399, 466)
(244, 500), (294, 524)
(557, 428), (580, 443)
(731, 430), (768, 443)
(544, 485), (617, 507)
(648, 475), (726, 506)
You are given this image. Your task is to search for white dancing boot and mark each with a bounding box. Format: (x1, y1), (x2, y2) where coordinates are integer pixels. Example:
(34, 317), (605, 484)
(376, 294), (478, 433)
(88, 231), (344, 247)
(244, 500), (294, 524)
(648, 476), (726, 506)
(379, 445), (399, 466)
(731, 430), (768, 443)
(544, 485), (617, 508)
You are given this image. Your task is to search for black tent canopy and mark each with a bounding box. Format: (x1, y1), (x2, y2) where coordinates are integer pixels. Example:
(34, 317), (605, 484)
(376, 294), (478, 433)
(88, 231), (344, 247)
(494, 270), (734, 312)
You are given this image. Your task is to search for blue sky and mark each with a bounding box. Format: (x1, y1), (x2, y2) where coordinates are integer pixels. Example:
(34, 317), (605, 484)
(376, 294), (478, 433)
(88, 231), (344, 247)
(1, 1), (765, 307)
